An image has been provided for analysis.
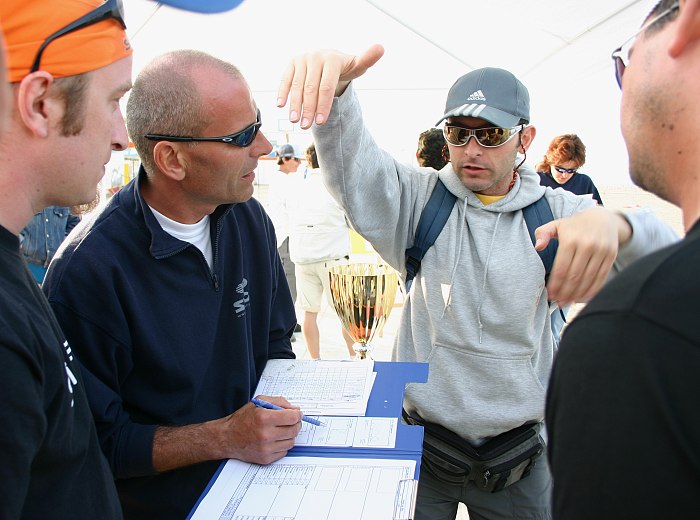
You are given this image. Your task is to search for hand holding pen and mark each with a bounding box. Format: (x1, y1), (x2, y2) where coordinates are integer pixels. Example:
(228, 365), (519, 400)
(251, 397), (326, 427)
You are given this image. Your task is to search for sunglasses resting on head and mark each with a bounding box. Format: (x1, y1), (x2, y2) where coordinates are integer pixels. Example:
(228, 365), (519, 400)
(30, 0), (126, 74)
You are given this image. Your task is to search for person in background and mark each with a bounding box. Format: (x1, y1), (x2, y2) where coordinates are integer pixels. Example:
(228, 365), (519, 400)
(536, 133), (604, 205)
(43, 49), (300, 520)
(288, 143), (356, 360)
(536, 134), (604, 338)
(19, 206), (80, 284)
(277, 45), (678, 519)
(416, 127), (448, 170)
(0, 0), (132, 517)
(546, 1), (699, 518)
(268, 142), (305, 336)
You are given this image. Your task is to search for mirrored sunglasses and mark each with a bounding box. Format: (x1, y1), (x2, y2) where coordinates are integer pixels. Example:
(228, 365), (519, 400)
(145, 109), (262, 148)
(443, 125), (524, 148)
(554, 166), (579, 175)
(30, 0), (126, 74)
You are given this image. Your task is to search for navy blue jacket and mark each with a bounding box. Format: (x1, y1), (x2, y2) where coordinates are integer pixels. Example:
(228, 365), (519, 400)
(538, 171), (604, 206)
(43, 168), (296, 519)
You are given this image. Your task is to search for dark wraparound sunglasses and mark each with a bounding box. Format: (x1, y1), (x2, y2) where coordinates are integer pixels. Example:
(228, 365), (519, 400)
(554, 166), (578, 175)
(30, 0), (126, 74)
(145, 109), (262, 148)
(611, 1), (679, 88)
(443, 124), (524, 148)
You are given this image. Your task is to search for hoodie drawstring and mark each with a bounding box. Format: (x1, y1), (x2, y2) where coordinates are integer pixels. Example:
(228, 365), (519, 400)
(475, 213), (502, 343)
(441, 199), (467, 318)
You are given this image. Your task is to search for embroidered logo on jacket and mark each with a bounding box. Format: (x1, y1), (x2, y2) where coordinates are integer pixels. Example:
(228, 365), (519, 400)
(62, 340), (78, 407)
(233, 278), (250, 316)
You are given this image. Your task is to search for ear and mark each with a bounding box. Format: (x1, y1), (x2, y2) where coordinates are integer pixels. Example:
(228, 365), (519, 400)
(152, 141), (187, 181)
(15, 72), (57, 138)
(519, 125), (537, 153)
(669, 0), (700, 57)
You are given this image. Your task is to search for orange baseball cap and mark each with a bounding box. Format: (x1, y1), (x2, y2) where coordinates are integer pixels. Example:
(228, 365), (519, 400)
(0, 0), (132, 83)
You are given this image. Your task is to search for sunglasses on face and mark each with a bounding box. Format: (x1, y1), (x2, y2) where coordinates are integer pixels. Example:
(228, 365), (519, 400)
(30, 0), (126, 74)
(145, 109), (262, 148)
(443, 124), (524, 148)
(554, 165), (578, 175)
(611, 1), (679, 88)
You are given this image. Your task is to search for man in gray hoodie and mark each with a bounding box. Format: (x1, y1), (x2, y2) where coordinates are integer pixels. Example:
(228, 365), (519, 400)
(276, 46), (677, 519)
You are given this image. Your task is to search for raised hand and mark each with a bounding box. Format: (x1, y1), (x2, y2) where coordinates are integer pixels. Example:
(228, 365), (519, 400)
(277, 44), (385, 129)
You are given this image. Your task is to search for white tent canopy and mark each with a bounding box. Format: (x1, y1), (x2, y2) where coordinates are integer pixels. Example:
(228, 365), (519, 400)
(124, 0), (657, 186)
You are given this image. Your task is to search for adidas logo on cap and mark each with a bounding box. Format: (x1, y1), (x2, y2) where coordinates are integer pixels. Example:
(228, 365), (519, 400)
(467, 90), (486, 101)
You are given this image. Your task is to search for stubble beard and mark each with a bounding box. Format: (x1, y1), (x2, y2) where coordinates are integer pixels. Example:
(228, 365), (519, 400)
(629, 153), (671, 204)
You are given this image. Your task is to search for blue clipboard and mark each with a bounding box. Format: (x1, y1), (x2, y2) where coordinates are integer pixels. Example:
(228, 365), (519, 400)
(187, 361), (428, 520)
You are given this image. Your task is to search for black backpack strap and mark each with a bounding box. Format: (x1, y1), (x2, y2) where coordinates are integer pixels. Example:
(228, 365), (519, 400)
(522, 195), (557, 278)
(522, 194), (566, 326)
(405, 179), (457, 292)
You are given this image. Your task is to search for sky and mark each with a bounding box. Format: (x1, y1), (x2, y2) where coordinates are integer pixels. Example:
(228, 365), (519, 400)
(118, 0), (659, 188)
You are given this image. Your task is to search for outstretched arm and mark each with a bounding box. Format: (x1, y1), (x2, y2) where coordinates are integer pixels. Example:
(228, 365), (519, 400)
(535, 207), (630, 306)
(536, 206), (677, 306)
(277, 44), (385, 129)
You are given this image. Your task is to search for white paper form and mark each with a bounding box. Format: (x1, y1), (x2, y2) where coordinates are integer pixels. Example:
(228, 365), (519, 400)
(295, 417), (398, 449)
(189, 456), (416, 520)
(255, 360), (375, 416)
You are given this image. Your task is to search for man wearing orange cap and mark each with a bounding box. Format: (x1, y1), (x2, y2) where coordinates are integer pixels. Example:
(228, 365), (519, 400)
(0, 0), (132, 518)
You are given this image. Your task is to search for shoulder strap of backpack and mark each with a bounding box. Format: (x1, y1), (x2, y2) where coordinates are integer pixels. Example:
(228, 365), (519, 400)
(523, 195), (568, 333)
(405, 179), (457, 291)
(404, 186), (559, 291)
(522, 194), (558, 278)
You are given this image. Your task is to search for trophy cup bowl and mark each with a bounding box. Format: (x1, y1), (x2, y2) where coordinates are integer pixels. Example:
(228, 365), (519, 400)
(328, 263), (398, 360)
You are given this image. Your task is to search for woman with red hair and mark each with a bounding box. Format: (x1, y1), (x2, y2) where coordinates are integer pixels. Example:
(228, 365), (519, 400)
(536, 134), (603, 205)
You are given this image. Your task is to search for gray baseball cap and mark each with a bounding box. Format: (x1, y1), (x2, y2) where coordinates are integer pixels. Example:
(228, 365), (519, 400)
(277, 143), (304, 159)
(435, 67), (530, 128)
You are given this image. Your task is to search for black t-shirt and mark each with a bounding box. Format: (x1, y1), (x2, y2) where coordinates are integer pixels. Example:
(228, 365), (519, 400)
(0, 225), (121, 519)
(546, 220), (700, 519)
(538, 171), (604, 205)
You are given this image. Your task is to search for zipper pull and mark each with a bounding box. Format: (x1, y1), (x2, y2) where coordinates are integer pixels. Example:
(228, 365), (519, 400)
(483, 470), (491, 487)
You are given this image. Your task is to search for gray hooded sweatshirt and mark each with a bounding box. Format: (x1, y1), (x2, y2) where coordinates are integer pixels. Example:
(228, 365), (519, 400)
(313, 84), (678, 445)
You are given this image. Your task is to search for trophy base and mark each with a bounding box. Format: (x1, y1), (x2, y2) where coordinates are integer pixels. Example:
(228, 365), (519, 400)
(352, 342), (372, 360)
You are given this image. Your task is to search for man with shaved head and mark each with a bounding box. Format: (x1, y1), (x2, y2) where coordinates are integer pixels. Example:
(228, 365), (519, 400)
(44, 50), (300, 519)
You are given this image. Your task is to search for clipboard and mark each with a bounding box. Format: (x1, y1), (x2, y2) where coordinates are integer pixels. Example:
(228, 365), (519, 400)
(287, 361), (428, 480)
(187, 361), (428, 519)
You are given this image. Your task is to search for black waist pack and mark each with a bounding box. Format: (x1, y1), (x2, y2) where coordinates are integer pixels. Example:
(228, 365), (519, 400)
(405, 413), (544, 493)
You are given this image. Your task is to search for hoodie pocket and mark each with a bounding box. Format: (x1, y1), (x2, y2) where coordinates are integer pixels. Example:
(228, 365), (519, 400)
(406, 342), (547, 441)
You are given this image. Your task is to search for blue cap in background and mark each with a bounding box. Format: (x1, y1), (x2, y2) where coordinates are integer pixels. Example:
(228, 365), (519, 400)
(154, 0), (246, 13)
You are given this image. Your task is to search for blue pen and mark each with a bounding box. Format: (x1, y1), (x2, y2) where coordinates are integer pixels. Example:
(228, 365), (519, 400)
(251, 397), (325, 427)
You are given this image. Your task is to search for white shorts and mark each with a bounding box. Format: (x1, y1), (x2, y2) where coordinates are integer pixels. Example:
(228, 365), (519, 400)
(295, 257), (348, 312)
